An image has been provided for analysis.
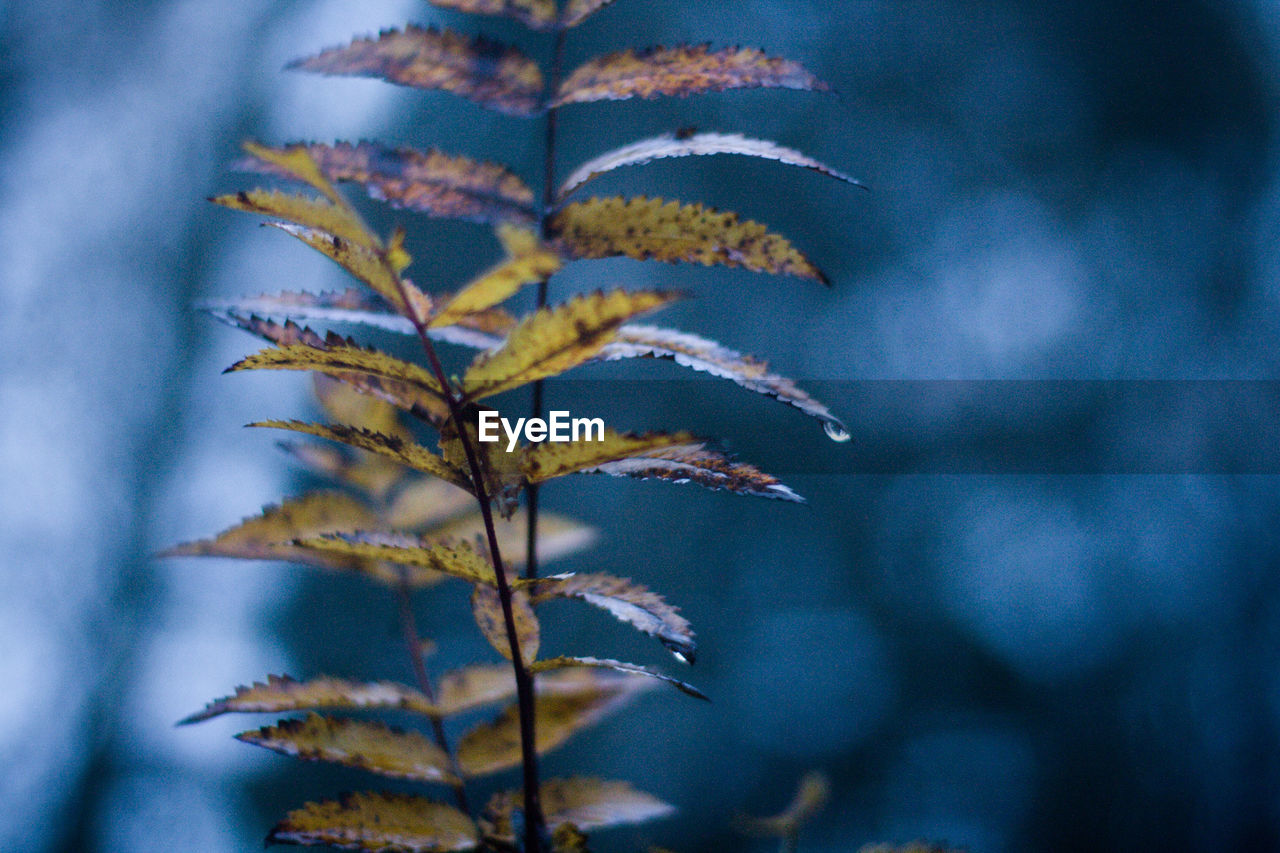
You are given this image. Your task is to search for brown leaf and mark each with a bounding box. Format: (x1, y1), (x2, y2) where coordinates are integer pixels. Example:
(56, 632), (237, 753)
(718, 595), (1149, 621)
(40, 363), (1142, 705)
(520, 430), (697, 484)
(471, 583), (540, 666)
(268, 792), (478, 851)
(531, 656), (707, 700)
(429, 226), (562, 328)
(521, 573), (695, 663)
(289, 26), (544, 116)
(238, 713), (457, 783)
(462, 289), (680, 400)
(558, 131), (862, 200)
(293, 531), (498, 586)
(179, 675), (437, 724)
(586, 443), (804, 502)
(735, 771), (830, 838)
(245, 141), (537, 225)
(560, 0), (622, 28)
(549, 197), (825, 282)
(597, 324), (849, 440)
(553, 45), (829, 107)
(426, 0), (557, 31)
(484, 778), (675, 842)
(457, 683), (650, 776)
(250, 421), (469, 492)
(160, 491), (378, 569)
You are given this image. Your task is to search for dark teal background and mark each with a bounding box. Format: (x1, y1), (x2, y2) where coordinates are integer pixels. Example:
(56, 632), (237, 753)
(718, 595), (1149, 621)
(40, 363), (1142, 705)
(3, 1), (1279, 850)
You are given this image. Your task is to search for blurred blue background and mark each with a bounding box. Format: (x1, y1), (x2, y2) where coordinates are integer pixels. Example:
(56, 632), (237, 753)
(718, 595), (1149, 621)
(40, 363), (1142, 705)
(4, 0), (1280, 850)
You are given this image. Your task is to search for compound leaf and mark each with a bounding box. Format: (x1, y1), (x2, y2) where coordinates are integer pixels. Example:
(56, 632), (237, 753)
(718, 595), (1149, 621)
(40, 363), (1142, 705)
(246, 141), (536, 226)
(521, 430), (697, 484)
(180, 675), (437, 724)
(559, 131), (862, 200)
(553, 45), (829, 107)
(462, 289), (679, 400)
(587, 443), (804, 502)
(521, 573), (695, 663)
(484, 778), (674, 842)
(531, 656), (707, 700)
(292, 531), (498, 586)
(268, 792), (478, 851)
(250, 421), (468, 491)
(426, 0), (557, 31)
(289, 26), (544, 116)
(599, 324), (848, 438)
(238, 713), (457, 784)
(457, 683), (650, 776)
(471, 584), (540, 665)
(549, 197), (825, 282)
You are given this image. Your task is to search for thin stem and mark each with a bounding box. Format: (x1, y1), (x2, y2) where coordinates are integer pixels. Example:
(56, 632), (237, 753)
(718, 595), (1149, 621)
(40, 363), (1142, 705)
(526, 24), (567, 584)
(396, 578), (471, 817)
(391, 282), (546, 852)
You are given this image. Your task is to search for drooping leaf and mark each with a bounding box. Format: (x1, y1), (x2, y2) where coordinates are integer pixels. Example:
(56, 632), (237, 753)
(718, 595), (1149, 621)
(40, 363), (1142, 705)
(238, 714), (457, 784)
(553, 45), (830, 107)
(558, 131), (862, 199)
(429, 226), (562, 328)
(211, 189), (373, 247)
(560, 0), (622, 29)
(268, 792), (478, 852)
(457, 683), (650, 776)
(180, 675), (438, 724)
(521, 430), (697, 483)
(735, 771), (830, 838)
(549, 197), (825, 282)
(160, 492), (378, 568)
(245, 141), (537, 225)
(484, 778), (675, 843)
(227, 338), (446, 400)
(462, 289), (680, 400)
(587, 443), (804, 502)
(289, 26), (544, 116)
(598, 325), (849, 439)
(252, 421), (468, 490)
(471, 584), (540, 665)
(425, 0), (557, 31)
(292, 531), (498, 586)
(521, 573), (695, 662)
(531, 656), (707, 700)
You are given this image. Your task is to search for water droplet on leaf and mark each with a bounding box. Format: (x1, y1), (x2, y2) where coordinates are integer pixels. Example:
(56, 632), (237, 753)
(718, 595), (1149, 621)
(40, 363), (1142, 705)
(823, 421), (851, 442)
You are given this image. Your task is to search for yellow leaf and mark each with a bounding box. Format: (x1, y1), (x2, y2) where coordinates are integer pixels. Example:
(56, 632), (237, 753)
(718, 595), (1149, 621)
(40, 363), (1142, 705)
(531, 657), (707, 700)
(314, 374), (406, 439)
(160, 491), (377, 569)
(471, 584), (539, 666)
(426, 0), (557, 30)
(735, 771), (831, 838)
(428, 229), (562, 329)
(289, 26), (544, 116)
(179, 675), (437, 724)
(292, 532), (498, 586)
(228, 340), (445, 400)
(265, 222), (408, 311)
(212, 188), (373, 248)
(385, 477), (476, 530)
(457, 683), (650, 777)
(429, 510), (598, 568)
(246, 141), (537, 225)
(434, 663), (629, 717)
(462, 289), (679, 400)
(250, 421), (468, 491)
(238, 713), (457, 783)
(521, 573), (695, 663)
(549, 196), (826, 281)
(242, 140), (346, 205)
(521, 430), (697, 483)
(553, 45), (830, 106)
(268, 792), (478, 852)
(560, 0), (621, 28)
(484, 778), (675, 842)
(558, 131), (863, 200)
(585, 442), (804, 502)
